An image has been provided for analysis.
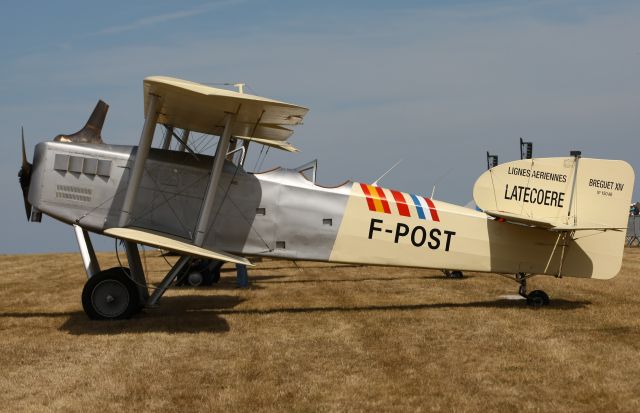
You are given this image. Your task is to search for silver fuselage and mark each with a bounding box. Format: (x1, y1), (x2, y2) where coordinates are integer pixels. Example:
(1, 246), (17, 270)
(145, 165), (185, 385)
(29, 141), (349, 261)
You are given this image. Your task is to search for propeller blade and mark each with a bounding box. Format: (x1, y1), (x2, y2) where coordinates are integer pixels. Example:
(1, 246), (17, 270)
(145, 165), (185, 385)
(18, 127), (33, 220)
(20, 187), (32, 220)
(21, 127), (28, 168)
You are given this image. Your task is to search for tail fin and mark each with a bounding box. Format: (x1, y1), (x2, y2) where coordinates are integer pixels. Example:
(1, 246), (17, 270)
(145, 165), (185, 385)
(474, 156), (633, 230)
(53, 100), (109, 144)
(474, 156), (634, 279)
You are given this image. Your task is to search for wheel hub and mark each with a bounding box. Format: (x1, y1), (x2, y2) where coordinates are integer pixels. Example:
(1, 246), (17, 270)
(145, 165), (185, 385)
(187, 271), (204, 287)
(91, 279), (130, 318)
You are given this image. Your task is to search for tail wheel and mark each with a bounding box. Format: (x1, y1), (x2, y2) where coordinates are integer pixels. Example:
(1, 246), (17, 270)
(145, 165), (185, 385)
(82, 267), (140, 320)
(526, 290), (550, 308)
(443, 270), (464, 279)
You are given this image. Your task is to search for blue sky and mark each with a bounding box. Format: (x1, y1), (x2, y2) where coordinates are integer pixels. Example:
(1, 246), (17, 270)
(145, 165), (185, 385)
(1, 0), (639, 253)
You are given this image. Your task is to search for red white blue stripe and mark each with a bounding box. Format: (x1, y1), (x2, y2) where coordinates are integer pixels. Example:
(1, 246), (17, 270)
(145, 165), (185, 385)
(359, 183), (440, 222)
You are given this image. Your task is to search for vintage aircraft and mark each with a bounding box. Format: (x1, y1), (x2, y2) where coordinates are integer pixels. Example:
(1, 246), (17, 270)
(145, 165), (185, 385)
(19, 76), (634, 319)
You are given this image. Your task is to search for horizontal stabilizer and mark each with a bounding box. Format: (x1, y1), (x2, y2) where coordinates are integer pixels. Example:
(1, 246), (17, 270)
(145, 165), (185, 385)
(485, 210), (625, 231)
(103, 227), (253, 266)
(485, 210), (556, 228)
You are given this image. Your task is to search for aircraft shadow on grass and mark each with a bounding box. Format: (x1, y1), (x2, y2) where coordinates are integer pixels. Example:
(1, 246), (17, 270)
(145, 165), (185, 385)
(0, 296), (590, 335)
(209, 298), (590, 317)
(226, 264), (365, 272)
(242, 274), (473, 285)
(57, 295), (244, 335)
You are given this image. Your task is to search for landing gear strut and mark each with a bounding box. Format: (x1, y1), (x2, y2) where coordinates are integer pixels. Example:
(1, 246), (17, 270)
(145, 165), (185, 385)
(515, 272), (550, 308)
(75, 227), (186, 318)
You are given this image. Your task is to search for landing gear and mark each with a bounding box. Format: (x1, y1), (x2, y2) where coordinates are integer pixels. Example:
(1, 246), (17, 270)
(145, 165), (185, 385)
(200, 261), (222, 286)
(185, 271), (205, 287)
(443, 270), (464, 279)
(176, 259), (222, 287)
(82, 267), (140, 320)
(74, 227), (209, 318)
(515, 272), (550, 308)
(527, 290), (550, 307)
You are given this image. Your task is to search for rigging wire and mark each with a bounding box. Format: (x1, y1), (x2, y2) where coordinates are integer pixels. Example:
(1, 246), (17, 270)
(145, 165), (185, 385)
(257, 147), (271, 172)
(202, 156), (272, 253)
(114, 239), (160, 291)
(223, 188), (273, 252)
(199, 136), (219, 155)
(128, 166), (209, 226)
(204, 159), (243, 238)
(114, 239), (192, 291)
(191, 132), (208, 153)
(142, 245), (148, 277)
(137, 167), (194, 236)
(253, 144), (266, 172)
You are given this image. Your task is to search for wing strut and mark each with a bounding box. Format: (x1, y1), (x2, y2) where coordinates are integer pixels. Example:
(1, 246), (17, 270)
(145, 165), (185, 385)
(193, 113), (236, 246)
(161, 125), (173, 150)
(118, 93), (162, 227)
(73, 224), (100, 278)
(177, 129), (190, 152)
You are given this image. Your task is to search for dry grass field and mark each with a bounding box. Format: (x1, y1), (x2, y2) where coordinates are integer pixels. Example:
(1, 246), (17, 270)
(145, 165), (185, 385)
(1, 249), (640, 412)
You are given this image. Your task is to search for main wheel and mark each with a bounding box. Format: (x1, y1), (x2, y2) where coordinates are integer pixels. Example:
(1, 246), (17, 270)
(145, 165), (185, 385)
(82, 267), (140, 320)
(179, 260), (223, 286)
(201, 261), (223, 286)
(185, 270), (204, 287)
(527, 290), (550, 308)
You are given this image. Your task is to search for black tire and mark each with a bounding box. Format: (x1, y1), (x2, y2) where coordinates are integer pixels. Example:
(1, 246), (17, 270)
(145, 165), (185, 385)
(82, 267), (140, 320)
(202, 262), (223, 286)
(527, 290), (550, 308)
(186, 271), (204, 287)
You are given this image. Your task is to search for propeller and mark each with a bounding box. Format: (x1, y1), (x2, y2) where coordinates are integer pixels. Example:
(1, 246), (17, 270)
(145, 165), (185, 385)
(18, 127), (32, 220)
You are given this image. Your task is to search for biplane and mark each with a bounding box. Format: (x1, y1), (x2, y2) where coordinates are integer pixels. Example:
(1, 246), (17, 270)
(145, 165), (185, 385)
(19, 76), (634, 319)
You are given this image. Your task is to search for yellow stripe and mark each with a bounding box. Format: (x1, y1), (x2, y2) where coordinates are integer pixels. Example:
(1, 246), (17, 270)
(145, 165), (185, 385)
(367, 184), (385, 212)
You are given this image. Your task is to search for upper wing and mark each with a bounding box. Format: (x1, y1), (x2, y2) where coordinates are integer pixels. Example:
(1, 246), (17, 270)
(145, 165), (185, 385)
(104, 227), (253, 266)
(143, 76), (308, 144)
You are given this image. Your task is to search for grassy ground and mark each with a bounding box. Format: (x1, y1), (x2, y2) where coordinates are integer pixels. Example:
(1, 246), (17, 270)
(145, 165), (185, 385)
(0, 249), (639, 412)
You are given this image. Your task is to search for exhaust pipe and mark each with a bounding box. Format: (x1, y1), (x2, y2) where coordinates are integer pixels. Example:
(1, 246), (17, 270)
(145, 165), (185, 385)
(54, 100), (109, 144)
